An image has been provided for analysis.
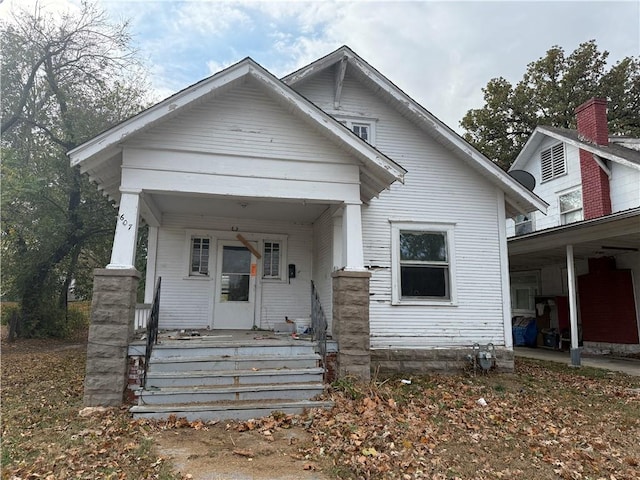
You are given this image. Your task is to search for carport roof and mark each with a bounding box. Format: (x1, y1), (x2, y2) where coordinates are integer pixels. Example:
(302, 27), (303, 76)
(508, 207), (640, 270)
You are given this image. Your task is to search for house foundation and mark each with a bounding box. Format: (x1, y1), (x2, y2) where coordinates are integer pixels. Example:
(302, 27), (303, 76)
(332, 270), (371, 381)
(84, 268), (140, 406)
(371, 347), (515, 374)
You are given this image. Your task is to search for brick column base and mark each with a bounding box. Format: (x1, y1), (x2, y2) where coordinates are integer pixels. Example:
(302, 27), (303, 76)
(84, 268), (140, 406)
(332, 270), (371, 382)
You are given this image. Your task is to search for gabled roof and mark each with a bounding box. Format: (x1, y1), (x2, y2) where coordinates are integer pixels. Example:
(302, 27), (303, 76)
(283, 46), (547, 217)
(511, 126), (640, 172)
(69, 57), (406, 204)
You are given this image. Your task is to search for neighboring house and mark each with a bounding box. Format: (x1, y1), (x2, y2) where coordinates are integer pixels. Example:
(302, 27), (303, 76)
(507, 98), (640, 359)
(69, 46), (545, 407)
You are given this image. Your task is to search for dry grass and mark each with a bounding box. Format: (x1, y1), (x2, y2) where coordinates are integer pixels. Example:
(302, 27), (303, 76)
(1, 332), (639, 479)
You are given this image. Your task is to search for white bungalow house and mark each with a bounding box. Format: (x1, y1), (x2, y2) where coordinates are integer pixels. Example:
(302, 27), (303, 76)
(70, 46), (545, 411)
(507, 98), (640, 361)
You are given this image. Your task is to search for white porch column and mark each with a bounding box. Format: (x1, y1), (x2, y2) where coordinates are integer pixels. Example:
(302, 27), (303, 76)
(332, 212), (343, 270)
(107, 190), (141, 269)
(342, 203), (365, 271)
(143, 226), (159, 303)
(566, 244), (581, 366)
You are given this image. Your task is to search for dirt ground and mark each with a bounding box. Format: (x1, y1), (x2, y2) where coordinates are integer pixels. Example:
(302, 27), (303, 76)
(154, 423), (332, 480)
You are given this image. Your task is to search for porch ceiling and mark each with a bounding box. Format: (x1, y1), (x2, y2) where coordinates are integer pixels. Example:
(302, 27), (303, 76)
(150, 193), (330, 223)
(508, 209), (640, 270)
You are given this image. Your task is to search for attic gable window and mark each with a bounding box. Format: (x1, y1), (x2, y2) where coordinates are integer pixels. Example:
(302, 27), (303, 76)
(337, 117), (376, 145)
(540, 143), (566, 182)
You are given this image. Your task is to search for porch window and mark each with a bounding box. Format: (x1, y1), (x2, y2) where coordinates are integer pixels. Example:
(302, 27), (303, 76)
(263, 241), (280, 279)
(261, 236), (287, 282)
(559, 189), (583, 225)
(190, 237), (210, 276)
(391, 222), (456, 305)
(514, 214), (533, 235)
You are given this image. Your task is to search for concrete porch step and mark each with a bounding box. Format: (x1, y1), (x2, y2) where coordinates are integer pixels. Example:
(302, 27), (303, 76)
(150, 341), (317, 359)
(130, 399), (334, 422)
(145, 367), (325, 388)
(149, 353), (321, 372)
(136, 382), (326, 405)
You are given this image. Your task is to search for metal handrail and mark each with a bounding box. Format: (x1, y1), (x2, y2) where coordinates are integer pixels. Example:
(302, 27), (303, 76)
(310, 280), (328, 379)
(142, 277), (161, 389)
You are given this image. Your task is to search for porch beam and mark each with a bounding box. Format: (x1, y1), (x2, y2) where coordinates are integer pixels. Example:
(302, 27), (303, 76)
(566, 244), (581, 366)
(140, 193), (162, 227)
(107, 190), (141, 269)
(342, 203), (365, 271)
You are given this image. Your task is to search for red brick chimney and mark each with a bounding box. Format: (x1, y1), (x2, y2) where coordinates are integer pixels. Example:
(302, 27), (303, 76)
(575, 97), (611, 219)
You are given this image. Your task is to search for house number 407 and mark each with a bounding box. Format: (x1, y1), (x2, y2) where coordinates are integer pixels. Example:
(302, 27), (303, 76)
(119, 214), (134, 230)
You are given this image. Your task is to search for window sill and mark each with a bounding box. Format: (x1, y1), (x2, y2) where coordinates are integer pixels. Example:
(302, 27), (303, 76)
(392, 299), (457, 307)
(262, 277), (286, 284)
(183, 276), (212, 281)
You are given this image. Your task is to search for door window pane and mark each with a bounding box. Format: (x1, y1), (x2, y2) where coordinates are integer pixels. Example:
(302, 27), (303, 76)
(222, 246), (251, 273)
(220, 274), (250, 302)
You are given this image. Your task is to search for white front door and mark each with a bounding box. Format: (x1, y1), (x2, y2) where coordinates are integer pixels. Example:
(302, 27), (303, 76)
(213, 241), (257, 329)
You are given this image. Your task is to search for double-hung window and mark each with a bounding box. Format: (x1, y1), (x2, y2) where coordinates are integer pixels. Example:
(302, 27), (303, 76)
(391, 222), (456, 304)
(540, 143), (566, 182)
(261, 237), (287, 281)
(263, 241), (281, 279)
(190, 237), (210, 276)
(559, 188), (583, 225)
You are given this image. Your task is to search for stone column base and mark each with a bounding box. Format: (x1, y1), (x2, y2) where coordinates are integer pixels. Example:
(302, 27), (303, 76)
(332, 270), (371, 382)
(84, 268), (140, 406)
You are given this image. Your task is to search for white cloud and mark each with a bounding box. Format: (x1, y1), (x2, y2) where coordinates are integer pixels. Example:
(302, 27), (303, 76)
(5, 0), (637, 133)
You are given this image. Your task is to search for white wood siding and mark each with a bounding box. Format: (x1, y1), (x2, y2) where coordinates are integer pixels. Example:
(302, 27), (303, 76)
(127, 78), (352, 165)
(155, 213), (316, 330)
(296, 68), (509, 348)
(610, 163), (640, 213)
(121, 78), (362, 204)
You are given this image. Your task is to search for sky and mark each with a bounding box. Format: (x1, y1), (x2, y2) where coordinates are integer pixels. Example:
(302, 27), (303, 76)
(1, 0), (639, 133)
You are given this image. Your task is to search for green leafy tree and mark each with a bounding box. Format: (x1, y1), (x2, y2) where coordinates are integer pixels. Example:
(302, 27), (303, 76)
(1, 1), (149, 337)
(461, 40), (640, 169)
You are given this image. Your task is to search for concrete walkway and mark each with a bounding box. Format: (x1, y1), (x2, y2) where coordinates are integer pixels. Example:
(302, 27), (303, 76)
(514, 347), (640, 376)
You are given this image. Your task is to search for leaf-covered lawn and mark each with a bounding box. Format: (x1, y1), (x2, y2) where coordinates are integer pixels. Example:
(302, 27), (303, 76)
(2, 336), (639, 479)
(1, 339), (177, 480)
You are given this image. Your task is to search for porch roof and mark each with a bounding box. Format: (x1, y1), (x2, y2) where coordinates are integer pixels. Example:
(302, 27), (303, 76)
(508, 207), (640, 270)
(68, 58), (406, 207)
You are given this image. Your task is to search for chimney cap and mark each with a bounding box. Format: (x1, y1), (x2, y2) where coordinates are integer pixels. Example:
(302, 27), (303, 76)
(575, 97), (608, 115)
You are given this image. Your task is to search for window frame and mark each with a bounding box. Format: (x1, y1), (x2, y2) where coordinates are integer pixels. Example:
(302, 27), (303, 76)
(513, 213), (534, 236)
(188, 235), (212, 278)
(261, 236), (288, 283)
(335, 116), (376, 145)
(540, 143), (567, 183)
(510, 271), (540, 314)
(558, 187), (583, 225)
(390, 221), (457, 306)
